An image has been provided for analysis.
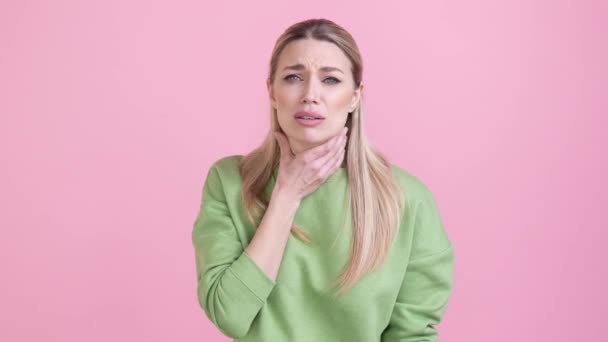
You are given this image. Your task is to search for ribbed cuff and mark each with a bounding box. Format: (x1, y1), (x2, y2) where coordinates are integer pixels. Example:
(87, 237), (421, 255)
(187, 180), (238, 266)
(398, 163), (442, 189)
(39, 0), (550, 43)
(229, 251), (277, 302)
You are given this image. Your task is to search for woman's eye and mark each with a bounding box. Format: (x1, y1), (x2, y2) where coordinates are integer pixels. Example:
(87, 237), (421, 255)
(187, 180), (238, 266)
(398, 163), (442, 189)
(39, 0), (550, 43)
(284, 74), (300, 81)
(283, 74), (341, 84)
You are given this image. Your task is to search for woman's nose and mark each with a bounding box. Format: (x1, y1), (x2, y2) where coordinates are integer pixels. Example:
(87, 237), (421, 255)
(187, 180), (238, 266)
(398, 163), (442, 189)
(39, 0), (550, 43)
(301, 80), (319, 104)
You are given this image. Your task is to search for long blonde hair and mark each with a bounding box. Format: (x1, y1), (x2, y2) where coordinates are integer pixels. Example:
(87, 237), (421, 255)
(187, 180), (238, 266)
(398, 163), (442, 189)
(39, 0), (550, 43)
(240, 18), (406, 296)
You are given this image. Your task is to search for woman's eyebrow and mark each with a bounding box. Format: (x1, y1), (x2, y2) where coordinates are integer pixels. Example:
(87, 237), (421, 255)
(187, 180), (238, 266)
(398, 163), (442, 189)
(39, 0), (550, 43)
(282, 64), (344, 74)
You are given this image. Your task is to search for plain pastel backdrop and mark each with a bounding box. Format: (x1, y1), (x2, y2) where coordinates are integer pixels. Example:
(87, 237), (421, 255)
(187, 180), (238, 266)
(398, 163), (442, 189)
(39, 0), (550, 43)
(1, 0), (606, 341)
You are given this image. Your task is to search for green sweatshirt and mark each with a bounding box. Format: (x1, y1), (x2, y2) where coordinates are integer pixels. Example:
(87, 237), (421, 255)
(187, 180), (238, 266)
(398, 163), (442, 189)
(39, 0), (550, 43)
(192, 155), (454, 341)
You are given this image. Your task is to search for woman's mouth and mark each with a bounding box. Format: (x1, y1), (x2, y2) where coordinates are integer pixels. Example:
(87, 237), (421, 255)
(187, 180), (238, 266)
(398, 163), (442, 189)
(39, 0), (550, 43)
(295, 116), (324, 126)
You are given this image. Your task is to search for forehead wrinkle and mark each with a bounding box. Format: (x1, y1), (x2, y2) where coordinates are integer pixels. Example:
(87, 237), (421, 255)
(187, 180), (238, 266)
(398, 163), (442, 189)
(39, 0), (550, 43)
(281, 62), (344, 74)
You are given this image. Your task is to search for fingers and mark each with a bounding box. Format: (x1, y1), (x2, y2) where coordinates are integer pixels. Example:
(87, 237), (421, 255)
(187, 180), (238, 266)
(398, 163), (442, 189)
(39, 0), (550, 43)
(317, 133), (347, 178)
(302, 127), (348, 162)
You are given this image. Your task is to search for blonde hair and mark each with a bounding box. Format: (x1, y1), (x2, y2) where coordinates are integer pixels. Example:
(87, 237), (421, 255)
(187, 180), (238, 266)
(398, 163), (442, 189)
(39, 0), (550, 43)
(240, 18), (406, 296)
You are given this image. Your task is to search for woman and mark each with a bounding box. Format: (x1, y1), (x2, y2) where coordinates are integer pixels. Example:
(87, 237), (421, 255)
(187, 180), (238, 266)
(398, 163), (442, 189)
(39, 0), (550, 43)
(192, 18), (454, 341)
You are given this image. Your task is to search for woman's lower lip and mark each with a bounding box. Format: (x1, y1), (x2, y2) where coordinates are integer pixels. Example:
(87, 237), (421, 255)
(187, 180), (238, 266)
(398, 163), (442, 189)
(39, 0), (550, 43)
(295, 117), (324, 126)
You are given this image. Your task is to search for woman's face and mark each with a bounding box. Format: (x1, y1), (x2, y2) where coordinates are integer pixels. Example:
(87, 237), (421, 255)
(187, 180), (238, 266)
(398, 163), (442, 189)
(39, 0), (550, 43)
(267, 38), (362, 155)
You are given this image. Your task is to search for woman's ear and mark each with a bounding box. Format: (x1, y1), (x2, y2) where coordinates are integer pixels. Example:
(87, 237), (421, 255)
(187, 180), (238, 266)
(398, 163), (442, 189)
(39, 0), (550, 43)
(267, 79), (276, 109)
(349, 83), (363, 112)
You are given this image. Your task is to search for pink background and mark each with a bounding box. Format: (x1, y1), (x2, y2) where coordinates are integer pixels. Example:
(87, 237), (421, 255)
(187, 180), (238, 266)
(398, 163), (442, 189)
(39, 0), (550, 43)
(1, 1), (606, 341)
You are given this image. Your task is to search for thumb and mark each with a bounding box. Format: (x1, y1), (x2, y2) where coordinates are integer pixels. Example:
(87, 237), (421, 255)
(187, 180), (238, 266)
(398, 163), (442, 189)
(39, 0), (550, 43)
(273, 131), (293, 159)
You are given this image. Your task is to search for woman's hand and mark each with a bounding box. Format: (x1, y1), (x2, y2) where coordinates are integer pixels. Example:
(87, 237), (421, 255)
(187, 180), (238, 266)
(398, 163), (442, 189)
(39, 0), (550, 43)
(272, 127), (348, 203)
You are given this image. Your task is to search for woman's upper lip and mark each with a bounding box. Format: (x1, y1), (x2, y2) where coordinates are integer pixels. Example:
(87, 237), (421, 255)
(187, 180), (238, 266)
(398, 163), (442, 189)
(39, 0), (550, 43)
(294, 111), (325, 119)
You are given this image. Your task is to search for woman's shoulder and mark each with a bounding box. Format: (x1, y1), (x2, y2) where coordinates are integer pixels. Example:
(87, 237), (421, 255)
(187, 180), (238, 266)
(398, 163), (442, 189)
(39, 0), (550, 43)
(389, 163), (438, 205)
(209, 154), (243, 174)
(203, 155), (244, 189)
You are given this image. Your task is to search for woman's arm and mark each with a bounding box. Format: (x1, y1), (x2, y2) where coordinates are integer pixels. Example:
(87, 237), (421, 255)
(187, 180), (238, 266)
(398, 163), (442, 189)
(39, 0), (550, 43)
(192, 165), (295, 339)
(193, 130), (345, 339)
(380, 179), (455, 342)
(244, 186), (301, 282)
(246, 127), (347, 281)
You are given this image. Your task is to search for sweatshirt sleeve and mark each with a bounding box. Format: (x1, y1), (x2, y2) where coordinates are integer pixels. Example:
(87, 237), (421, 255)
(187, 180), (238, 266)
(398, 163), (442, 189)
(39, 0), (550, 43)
(381, 180), (455, 342)
(191, 164), (277, 339)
